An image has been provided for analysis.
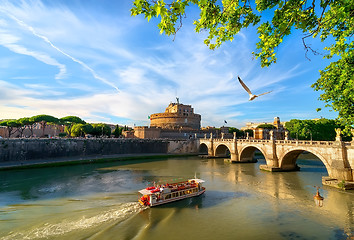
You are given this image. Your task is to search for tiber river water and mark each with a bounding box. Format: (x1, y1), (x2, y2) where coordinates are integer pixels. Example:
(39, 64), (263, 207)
(0, 154), (353, 240)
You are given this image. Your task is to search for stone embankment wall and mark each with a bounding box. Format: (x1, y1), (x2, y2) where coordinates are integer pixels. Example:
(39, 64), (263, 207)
(167, 139), (198, 154)
(0, 138), (198, 163)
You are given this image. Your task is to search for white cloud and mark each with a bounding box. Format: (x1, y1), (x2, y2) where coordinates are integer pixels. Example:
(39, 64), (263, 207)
(0, 0), (335, 128)
(0, 1), (122, 92)
(0, 30), (67, 79)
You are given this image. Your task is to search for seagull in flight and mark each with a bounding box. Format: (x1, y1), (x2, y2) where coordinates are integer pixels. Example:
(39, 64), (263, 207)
(238, 76), (272, 101)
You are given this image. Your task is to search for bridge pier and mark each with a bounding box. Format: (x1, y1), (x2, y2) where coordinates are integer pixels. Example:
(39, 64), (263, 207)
(322, 140), (354, 187)
(230, 153), (238, 162)
(230, 138), (244, 163)
(231, 156), (257, 163)
(326, 168), (353, 182)
(208, 135), (214, 157)
(259, 164), (300, 172)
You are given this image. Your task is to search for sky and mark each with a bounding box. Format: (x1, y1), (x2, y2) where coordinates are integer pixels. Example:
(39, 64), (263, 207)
(0, 0), (338, 128)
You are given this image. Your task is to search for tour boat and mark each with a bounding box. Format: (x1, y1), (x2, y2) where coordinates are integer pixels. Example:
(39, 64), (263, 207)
(138, 178), (206, 207)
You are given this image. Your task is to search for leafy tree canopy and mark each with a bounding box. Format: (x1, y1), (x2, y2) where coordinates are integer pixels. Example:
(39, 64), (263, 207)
(285, 118), (351, 141)
(60, 116), (86, 125)
(257, 124), (276, 129)
(61, 116), (86, 137)
(82, 124), (94, 135)
(228, 127), (245, 137)
(131, 0), (354, 129)
(0, 120), (20, 128)
(0, 120), (8, 127)
(71, 123), (85, 137)
(112, 125), (123, 138)
(244, 128), (254, 137)
(17, 117), (34, 126)
(30, 114), (59, 124)
(91, 124), (112, 137)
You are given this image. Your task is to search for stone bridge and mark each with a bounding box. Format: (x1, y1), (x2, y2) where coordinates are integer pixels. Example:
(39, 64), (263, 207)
(198, 136), (354, 184)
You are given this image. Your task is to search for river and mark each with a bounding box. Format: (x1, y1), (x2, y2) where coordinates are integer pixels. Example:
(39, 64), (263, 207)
(0, 155), (353, 240)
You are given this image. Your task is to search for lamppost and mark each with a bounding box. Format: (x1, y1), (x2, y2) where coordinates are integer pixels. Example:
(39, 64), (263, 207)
(314, 186), (324, 207)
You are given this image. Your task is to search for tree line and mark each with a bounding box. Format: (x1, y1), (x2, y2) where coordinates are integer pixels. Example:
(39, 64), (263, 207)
(228, 118), (352, 141)
(284, 118), (351, 141)
(0, 115), (128, 138)
(228, 127), (254, 138)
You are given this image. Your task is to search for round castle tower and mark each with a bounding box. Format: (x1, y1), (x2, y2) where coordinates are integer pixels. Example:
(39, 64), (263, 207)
(150, 100), (201, 130)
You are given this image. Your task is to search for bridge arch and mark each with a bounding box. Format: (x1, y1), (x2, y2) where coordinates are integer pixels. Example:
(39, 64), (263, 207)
(198, 138), (353, 182)
(214, 144), (231, 157)
(199, 143), (208, 155)
(239, 145), (267, 162)
(279, 148), (330, 172)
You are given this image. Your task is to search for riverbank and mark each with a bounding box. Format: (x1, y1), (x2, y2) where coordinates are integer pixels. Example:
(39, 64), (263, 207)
(0, 138), (199, 170)
(0, 153), (199, 171)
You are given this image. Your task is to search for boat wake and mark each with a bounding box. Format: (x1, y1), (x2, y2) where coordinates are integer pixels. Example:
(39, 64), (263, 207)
(0, 202), (146, 240)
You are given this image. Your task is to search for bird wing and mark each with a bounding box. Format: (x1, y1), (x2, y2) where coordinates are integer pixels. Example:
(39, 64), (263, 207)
(257, 91), (272, 97)
(238, 76), (252, 95)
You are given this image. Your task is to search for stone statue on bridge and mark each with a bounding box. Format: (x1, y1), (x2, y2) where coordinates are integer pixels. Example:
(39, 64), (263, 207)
(270, 130), (274, 140)
(285, 130), (289, 140)
(335, 128), (342, 141)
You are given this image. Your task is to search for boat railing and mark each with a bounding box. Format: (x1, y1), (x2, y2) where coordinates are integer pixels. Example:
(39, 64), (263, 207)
(157, 180), (199, 189)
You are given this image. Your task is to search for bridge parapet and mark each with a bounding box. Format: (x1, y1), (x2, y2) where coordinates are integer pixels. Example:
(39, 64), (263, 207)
(237, 139), (271, 143)
(275, 140), (337, 146)
(209, 138), (234, 142)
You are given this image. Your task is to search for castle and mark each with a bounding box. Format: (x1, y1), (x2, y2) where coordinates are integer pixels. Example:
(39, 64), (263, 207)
(133, 101), (288, 140)
(134, 100), (220, 139)
(150, 100), (201, 130)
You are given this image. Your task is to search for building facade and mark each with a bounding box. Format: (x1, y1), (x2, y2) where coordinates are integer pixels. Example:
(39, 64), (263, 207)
(245, 117), (288, 140)
(0, 123), (64, 138)
(134, 126), (161, 139)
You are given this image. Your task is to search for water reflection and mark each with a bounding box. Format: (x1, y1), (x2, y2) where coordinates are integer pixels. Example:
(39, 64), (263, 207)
(0, 155), (353, 239)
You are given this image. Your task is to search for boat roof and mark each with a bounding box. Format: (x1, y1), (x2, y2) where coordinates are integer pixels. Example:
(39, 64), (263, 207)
(138, 178), (205, 195)
(139, 189), (153, 195)
(189, 178), (205, 183)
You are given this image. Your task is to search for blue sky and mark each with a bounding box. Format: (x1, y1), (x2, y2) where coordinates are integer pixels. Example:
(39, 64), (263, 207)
(0, 0), (337, 128)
